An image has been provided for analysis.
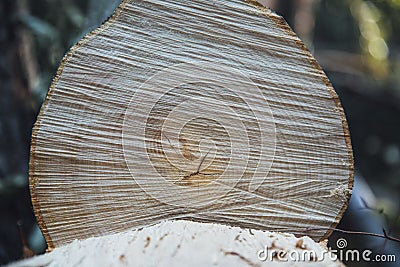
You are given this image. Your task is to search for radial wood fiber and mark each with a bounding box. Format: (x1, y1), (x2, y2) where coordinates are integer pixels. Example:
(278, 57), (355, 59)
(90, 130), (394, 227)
(30, 0), (354, 249)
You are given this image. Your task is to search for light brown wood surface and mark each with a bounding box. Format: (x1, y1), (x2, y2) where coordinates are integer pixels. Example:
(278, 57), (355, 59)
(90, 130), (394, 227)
(30, 0), (353, 249)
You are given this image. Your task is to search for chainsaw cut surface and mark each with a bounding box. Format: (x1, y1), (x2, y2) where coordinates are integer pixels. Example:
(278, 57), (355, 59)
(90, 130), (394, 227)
(30, 0), (353, 249)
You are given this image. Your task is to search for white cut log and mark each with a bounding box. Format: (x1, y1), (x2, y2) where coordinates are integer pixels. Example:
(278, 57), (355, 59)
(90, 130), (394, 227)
(8, 220), (343, 267)
(29, 0), (353, 250)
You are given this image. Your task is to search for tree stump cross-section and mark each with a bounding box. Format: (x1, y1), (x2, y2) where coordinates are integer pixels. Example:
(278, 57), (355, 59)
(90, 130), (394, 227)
(29, 0), (354, 250)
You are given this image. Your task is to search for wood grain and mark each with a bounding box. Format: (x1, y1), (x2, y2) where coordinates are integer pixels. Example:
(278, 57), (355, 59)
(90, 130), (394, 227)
(30, 0), (353, 249)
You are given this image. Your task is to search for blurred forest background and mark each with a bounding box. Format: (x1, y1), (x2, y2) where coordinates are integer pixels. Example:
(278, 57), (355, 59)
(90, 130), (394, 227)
(0, 0), (399, 265)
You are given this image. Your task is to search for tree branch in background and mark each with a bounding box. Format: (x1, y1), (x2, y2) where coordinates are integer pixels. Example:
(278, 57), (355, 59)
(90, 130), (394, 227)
(305, 227), (400, 243)
(15, 0), (39, 101)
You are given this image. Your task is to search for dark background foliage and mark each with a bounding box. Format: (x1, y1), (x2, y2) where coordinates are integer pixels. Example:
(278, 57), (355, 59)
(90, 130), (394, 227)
(0, 0), (399, 265)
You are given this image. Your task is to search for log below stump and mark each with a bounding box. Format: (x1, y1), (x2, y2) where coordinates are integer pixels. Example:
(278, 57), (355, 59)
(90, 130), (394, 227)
(8, 220), (344, 267)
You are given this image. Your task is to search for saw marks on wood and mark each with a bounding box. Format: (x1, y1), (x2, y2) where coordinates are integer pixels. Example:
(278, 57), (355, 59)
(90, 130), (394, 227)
(30, 0), (353, 249)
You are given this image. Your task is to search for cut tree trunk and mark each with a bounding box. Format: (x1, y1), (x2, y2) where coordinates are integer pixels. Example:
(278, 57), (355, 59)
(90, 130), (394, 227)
(8, 220), (344, 267)
(29, 0), (353, 251)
